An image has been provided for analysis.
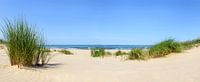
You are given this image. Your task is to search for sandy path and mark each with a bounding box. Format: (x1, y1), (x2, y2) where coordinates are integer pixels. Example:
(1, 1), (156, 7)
(0, 47), (200, 82)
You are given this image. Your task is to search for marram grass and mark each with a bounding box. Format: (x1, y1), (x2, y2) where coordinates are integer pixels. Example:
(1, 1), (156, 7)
(2, 18), (50, 67)
(149, 39), (182, 58)
(128, 48), (147, 60)
(89, 38), (200, 60)
(181, 38), (200, 50)
(59, 49), (73, 55)
(114, 50), (127, 56)
(91, 48), (106, 57)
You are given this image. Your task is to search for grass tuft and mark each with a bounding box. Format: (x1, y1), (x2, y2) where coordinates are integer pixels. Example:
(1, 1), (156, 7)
(128, 48), (146, 60)
(44, 49), (51, 53)
(91, 48), (105, 57)
(59, 49), (73, 55)
(149, 39), (182, 58)
(2, 18), (50, 67)
(181, 38), (200, 49)
(105, 51), (112, 56)
(114, 50), (127, 56)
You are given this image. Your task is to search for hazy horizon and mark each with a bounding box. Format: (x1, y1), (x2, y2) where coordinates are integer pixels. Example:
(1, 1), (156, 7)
(0, 0), (200, 45)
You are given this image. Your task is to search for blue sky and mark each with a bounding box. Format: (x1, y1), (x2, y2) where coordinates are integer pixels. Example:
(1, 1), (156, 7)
(0, 0), (200, 45)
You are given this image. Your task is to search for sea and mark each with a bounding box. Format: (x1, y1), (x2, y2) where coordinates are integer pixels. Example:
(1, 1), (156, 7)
(46, 45), (152, 50)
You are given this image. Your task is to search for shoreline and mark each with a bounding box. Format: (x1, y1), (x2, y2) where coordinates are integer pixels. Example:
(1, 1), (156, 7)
(46, 45), (152, 50)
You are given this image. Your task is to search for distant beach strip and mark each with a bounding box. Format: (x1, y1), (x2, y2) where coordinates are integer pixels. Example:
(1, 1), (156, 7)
(46, 45), (152, 49)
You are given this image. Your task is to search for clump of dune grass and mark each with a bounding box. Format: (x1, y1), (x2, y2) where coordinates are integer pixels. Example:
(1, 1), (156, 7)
(128, 48), (147, 60)
(114, 50), (127, 56)
(149, 39), (182, 58)
(2, 18), (50, 67)
(105, 51), (112, 56)
(44, 49), (51, 53)
(59, 49), (73, 55)
(181, 41), (194, 49)
(91, 48), (105, 57)
(181, 38), (200, 49)
(89, 38), (200, 60)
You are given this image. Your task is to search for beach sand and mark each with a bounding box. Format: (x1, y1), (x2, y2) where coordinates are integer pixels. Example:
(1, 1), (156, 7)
(0, 47), (200, 82)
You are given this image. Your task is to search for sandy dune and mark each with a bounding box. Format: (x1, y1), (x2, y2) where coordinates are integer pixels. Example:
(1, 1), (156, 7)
(0, 47), (200, 82)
